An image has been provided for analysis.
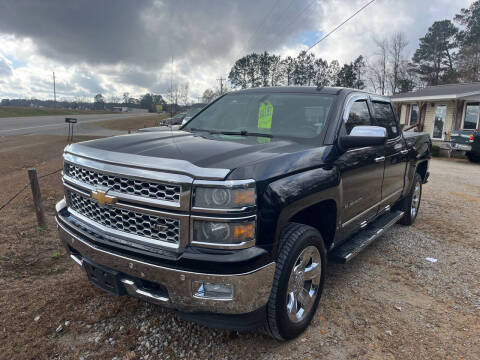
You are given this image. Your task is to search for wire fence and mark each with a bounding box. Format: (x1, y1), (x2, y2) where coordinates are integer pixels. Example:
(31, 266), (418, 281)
(0, 168), (62, 212)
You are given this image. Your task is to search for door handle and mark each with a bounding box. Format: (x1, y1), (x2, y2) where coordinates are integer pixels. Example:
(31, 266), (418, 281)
(374, 156), (385, 163)
(400, 149), (408, 155)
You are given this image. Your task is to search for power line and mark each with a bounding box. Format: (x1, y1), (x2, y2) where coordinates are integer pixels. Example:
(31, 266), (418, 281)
(306, 0), (376, 53)
(53, 72), (56, 109)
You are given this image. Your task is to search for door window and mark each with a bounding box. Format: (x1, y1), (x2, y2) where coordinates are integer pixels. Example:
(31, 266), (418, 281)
(433, 105), (446, 139)
(410, 104), (418, 125)
(463, 103), (479, 130)
(371, 101), (399, 139)
(345, 100), (371, 134)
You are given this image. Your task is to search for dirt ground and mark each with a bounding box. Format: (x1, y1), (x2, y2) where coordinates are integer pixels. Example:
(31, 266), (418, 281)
(0, 133), (479, 360)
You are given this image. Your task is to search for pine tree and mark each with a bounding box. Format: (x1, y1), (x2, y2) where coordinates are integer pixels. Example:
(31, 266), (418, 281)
(353, 55), (366, 89)
(314, 58), (330, 86)
(280, 56), (296, 86)
(336, 64), (356, 88)
(455, 1), (480, 81)
(294, 51), (315, 85)
(409, 20), (458, 85)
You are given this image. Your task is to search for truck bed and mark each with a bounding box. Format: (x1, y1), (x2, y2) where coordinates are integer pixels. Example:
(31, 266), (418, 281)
(403, 131), (431, 158)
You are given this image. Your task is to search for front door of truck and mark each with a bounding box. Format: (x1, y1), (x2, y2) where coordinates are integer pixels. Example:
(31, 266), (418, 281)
(336, 97), (385, 239)
(370, 100), (407, 209)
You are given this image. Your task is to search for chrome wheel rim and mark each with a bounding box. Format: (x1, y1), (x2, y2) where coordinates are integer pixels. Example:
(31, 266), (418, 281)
(286, 245), (322, 323)
(411, 182), (421, 218)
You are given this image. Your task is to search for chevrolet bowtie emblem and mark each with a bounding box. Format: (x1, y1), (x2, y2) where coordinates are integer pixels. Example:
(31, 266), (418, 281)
(91, 190), (117, 206)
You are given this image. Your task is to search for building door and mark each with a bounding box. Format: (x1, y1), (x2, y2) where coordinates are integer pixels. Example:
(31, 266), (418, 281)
(433, 105), (446, 139)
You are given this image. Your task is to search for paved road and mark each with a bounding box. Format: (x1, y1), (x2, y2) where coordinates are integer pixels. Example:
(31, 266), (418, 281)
(0, 112), (152, 136)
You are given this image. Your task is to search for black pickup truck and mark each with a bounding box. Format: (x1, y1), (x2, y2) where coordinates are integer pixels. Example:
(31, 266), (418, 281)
(56, 87), (431, 340)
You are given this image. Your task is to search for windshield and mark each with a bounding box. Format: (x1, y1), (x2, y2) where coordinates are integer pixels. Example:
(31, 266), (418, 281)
(184, 93), (334, 138)
(186, 106), (204, 117)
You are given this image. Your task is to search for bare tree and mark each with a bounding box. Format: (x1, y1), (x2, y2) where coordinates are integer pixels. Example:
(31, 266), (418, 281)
(367, 38), (389, 95)
(388, 32), (409, 94)
(123, 92), (129, 106)
(202, 89), (216, 103)
(166, 82), (180, 116)
(179, 83), (189, 106)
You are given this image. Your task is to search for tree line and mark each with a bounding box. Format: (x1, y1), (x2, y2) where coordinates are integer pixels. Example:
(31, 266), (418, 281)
(228, 51), (366, 90)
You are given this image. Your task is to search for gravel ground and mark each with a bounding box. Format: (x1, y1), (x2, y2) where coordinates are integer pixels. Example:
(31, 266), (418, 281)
(1, 137), (479, 359)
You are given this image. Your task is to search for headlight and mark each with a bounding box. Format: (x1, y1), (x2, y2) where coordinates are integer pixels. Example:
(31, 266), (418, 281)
(193, 182), (256, 210)
(192, 220), (255, 246)
(191, 180), (256, 249)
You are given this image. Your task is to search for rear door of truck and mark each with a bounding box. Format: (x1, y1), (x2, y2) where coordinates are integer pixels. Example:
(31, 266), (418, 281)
(370, 100), (407, 209)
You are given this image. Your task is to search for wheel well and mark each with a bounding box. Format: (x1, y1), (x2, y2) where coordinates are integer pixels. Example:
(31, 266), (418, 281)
(289, 200), (336, 249)
(416, 161), (428, 181)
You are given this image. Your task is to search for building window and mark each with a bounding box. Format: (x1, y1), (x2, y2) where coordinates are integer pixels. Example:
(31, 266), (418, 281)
(433, 105), (446, 139)
(409, 104), (419, 125)
(463, 103), (479, 130)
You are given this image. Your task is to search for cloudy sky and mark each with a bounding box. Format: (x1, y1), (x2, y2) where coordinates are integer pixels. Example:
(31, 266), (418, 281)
(0, 0), (472, 102)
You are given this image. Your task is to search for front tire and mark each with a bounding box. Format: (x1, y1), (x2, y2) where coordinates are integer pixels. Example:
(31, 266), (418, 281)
(466, 152), (480, 163)
(397, 173), (422, 225)
(264, 223), (326, 340)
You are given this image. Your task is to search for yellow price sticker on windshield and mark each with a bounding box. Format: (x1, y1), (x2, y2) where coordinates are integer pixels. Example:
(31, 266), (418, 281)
(258, 101), (273, 129)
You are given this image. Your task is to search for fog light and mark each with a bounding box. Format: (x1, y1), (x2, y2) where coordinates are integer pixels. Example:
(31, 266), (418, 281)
(193, 281), (234, 300)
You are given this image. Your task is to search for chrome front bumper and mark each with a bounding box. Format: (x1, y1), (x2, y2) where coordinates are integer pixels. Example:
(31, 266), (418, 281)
(56, 217), (275, 315)
(450, 143), (472, 152)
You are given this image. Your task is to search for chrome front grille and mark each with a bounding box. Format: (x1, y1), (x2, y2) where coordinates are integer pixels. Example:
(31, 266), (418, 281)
(64, 163), (181, 203)
(67, 191), (180, 244)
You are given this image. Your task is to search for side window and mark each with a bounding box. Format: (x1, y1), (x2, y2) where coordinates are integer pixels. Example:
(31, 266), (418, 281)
(372, 101), (399, 138)
(345, 100), (371, 134)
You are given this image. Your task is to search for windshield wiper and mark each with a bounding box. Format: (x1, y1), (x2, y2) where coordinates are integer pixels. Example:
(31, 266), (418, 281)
(188, 128), (273, 138)
(217, 130), (274, 138)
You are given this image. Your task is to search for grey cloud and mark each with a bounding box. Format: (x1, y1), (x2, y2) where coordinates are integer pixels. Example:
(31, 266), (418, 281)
(0, 0), (317, 70)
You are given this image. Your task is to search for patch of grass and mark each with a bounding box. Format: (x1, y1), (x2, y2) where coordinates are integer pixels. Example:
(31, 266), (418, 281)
(96, 113), (169, 132)
(51, 251), (62, 260)
(0, 106), (115, 118)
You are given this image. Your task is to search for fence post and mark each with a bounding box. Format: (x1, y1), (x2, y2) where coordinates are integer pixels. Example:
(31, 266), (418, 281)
(27, 168), (46, 228)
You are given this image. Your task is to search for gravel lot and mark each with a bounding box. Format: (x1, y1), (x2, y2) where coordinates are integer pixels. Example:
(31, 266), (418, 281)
(1, 135), (479, 360)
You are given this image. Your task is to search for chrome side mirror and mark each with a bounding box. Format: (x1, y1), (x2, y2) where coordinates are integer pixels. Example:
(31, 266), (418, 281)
(339, 125), (387, 150)
(349, 125), (387, 137)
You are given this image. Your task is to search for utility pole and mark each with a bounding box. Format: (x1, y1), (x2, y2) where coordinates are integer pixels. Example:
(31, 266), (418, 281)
(53, 72), (56, 109)
(217, 77), (225, 95)
(170, 56), (174, 118)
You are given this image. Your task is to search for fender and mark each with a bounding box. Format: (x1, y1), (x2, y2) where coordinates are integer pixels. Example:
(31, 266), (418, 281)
(257, 166), (341, 257)
(403, 158), (430, 197)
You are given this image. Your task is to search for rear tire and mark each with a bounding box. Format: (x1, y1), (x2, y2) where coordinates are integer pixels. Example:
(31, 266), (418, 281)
(397, 173), (422, 225)
(263, 223), (326, 341)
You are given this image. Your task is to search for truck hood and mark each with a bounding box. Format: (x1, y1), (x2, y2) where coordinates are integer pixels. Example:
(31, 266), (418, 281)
(67, 131), (329, 180)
